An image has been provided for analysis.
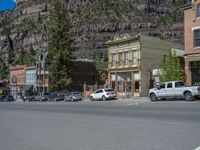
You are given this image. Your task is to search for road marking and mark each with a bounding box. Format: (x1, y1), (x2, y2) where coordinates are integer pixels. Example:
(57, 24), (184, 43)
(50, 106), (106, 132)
(123, 103), (138, 106)
(194, 146), (200, 150)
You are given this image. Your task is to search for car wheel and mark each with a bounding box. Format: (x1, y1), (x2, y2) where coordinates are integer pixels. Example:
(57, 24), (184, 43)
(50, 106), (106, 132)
(90, 96), (94, 101)
(150, 93), (157, 101)
(184, 92), (193, 101)
(102, 96), (106, 101)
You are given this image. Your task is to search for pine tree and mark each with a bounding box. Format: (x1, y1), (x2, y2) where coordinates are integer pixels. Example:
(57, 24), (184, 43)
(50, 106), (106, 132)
(159, 51), (184, 82)
(47, 0), (74, 91)
(16, 48), (35, 66)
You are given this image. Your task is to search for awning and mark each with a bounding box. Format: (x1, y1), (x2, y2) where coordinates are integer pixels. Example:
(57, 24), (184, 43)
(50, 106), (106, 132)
(25, 85), (33, 91)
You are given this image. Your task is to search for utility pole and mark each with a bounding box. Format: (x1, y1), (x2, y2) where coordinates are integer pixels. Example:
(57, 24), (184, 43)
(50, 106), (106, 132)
(13, 75), (17, 101)
(43, 52), (45, 93)
(42, 50), (48, 93)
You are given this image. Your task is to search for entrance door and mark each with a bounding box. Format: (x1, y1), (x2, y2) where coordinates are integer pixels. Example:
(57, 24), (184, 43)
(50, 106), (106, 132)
(191, 61), (200, 85)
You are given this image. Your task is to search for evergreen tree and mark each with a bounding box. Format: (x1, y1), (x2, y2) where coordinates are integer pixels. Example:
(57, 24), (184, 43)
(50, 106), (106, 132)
(47, 0), (74, 91)
(159, 51), (184, 82)
(0, 61), (8, 80)
(16, 48), (35, 66)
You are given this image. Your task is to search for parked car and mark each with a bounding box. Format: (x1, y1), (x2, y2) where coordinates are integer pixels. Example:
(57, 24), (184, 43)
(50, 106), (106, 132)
(48, 92), (58, 101)
(49, 93), (65, 101)
(22, 93), (37, 101)
(0, 95), (14, 102)
(89, 88), (117, 101)
(148, 81), (200, 101)
(33, 92), (50, 101)
(64, 92), (82, 102)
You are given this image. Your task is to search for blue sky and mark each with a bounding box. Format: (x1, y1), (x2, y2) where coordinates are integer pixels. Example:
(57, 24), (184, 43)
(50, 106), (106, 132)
(0, 0), (16, 11)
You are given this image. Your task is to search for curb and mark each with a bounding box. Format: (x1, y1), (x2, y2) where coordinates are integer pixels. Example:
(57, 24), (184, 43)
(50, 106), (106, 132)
(82, 97), (149, 102)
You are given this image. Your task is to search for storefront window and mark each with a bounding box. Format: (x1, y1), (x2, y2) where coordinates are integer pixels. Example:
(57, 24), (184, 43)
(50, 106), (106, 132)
(135, 81), (139, 92)
(118, 81), (125, 92)
(191, 61), (200, 85)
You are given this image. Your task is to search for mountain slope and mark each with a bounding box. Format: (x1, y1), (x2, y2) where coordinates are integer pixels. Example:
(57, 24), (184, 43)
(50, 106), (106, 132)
(0, 0), (190, 77)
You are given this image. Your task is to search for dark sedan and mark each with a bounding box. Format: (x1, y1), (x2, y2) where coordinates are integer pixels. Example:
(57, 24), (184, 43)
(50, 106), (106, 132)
(48, 93), (65, 101)
(0, 95), (14, 102)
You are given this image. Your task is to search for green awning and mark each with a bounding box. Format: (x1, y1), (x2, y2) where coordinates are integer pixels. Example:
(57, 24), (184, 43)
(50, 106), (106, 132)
(25, 85), (33, 91)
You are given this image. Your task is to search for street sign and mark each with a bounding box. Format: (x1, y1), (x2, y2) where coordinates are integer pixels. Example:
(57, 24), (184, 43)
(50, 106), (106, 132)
(100, 71), (108, 81)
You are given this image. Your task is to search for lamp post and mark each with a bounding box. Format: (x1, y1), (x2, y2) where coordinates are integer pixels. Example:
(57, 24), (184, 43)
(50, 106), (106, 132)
(42, 49), (48, 93)
(12, 76), (17, 101)
(126, 77), (131, 98)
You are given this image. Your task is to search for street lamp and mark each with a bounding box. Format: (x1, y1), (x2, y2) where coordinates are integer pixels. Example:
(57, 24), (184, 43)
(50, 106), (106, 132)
(42, 49), (48, 93)
(12, 75), (17, 101)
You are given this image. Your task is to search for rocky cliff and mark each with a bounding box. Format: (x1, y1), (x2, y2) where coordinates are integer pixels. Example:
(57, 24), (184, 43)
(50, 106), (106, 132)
(0, 0), (190, 71)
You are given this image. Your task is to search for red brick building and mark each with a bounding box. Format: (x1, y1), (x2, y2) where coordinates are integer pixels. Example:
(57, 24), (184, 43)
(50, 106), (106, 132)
(10, 65), (26, 99)
(183, 0), (200, 86)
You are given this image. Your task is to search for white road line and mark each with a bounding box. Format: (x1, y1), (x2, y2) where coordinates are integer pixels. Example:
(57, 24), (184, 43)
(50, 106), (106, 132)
(123, 103), (138, 106)
(194, 146), (200, 150)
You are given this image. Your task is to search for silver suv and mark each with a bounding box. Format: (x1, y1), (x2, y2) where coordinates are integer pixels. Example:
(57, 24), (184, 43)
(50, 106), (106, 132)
(90, 88), (117, 101)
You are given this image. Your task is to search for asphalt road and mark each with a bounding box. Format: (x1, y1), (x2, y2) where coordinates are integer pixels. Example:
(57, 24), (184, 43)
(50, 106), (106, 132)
(0, 99), (200, 150)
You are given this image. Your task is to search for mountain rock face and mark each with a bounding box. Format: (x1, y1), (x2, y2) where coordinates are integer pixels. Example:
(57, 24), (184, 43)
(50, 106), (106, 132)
(0, 0), (189, 67)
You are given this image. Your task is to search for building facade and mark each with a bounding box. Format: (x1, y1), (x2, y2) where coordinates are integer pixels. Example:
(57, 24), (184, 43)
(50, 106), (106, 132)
(106, 34), (183, 97)
(25, 66), (37, 93)
(68, 59), (103, 93)
(183, 0), (200, 86)
(10, 65), (26, 99)
(107, 34), (141, 97)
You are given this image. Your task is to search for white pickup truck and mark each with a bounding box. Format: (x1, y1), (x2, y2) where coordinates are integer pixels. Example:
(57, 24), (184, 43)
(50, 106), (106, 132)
(148, 81), (200, 101)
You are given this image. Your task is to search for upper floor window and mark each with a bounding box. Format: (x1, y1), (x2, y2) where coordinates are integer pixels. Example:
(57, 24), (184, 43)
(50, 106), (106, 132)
(125, 52), (129, 66)
(119, 52), (124, 66)
(133, 51), (139, 65)
(197, 5), (200, 17)
(112, 53), (116, 67)
(194, 29), (200, 47)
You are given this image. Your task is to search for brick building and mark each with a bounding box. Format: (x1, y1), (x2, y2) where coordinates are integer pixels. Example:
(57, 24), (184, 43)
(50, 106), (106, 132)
(10, 65), (26, 99)
(106, 34), (183, 97)
(67, 59), (104, 92)
(183, 0), (200, 86)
